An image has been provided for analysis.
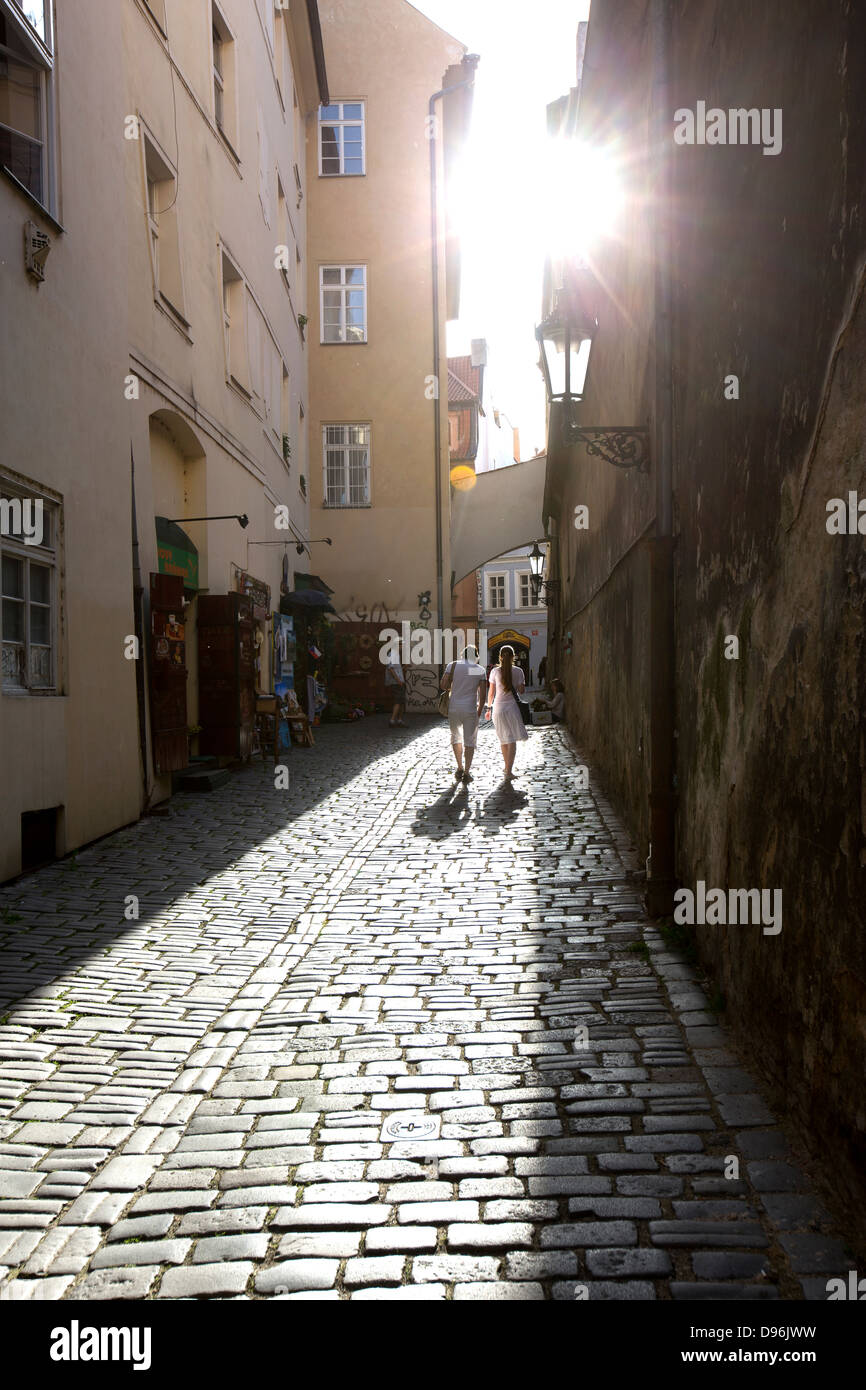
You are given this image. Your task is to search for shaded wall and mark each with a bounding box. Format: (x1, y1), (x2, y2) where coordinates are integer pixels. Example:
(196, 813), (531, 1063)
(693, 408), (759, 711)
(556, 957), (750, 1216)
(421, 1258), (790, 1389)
(550, 0), (866, 1249)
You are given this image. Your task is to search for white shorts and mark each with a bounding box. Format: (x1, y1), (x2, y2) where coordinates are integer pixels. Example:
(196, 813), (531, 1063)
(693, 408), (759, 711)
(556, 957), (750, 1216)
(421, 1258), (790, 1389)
(448, 710), (479, 748)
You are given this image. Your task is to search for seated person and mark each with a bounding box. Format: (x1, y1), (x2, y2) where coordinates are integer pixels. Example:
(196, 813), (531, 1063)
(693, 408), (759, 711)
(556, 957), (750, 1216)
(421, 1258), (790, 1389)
(539, 678), (566, 722)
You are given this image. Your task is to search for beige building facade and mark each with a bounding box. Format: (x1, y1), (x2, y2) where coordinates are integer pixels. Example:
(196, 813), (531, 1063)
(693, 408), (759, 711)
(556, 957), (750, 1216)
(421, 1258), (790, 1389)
(0, 0), (327, 880)
(1, 0), (139, 881)
(307, 0), (473, 708)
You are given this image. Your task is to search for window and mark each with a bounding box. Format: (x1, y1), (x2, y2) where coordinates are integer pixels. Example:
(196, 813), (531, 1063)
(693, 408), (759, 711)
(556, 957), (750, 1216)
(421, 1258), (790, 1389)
(0, 0), (54, 210)
(221, 249), (248, 393)
(143, 133), (185, 322)
(211, 4), (236, 147)
(320, 265), (366, 343)
(323, 425), (370, 507)
(318, 101), (365, 176)
(212, 19), (224, 128)
(486, 574), (507, 611)
(1, 479), (58, 693)
(517, 572), (534, 608)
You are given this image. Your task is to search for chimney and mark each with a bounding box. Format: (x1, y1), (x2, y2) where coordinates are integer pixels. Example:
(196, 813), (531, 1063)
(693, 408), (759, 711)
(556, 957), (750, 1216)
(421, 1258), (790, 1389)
(512, 427), (521, 462)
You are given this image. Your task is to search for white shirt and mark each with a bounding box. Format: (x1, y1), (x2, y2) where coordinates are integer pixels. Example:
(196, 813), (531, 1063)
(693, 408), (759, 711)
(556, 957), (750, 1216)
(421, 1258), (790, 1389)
(384, 661), (404, 686)
(444, 659), (487, 714)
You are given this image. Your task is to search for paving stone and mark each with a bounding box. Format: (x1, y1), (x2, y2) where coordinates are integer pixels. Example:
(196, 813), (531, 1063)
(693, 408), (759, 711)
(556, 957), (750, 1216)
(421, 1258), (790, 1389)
(278, 1232), (362, 1258)
(505, 1251), (579, 1280)
(90, 1155), (162, 1191)
(670, 1282), (779, 1301)
(351, 1283), (446, 1300)
(0, 1276), (74, 1300)
(90, 1238), (191, 1269)
(692, 1252), (771, 1279)
(448, 1222), (534, 1250)
(453, 1281), (544, 1300)
(177, 1207), (269, 1236)
(586, 1248), (673, 1278)
(68, 1266), (161, 1300)
(344, 1256), (405, 1286)
(159, 1262), (254, 1298)
(364, 1227), (437, 1254)
(255, 1260), (338, 1293)
(412, 1255), (499, 1283)
(552, 1280), (656, 1301)
(273, 1204), (392, 1228)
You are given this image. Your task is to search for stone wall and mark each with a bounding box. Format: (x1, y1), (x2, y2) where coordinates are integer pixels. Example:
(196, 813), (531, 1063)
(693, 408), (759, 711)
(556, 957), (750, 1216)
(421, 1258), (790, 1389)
(547, 0), (866, 1251)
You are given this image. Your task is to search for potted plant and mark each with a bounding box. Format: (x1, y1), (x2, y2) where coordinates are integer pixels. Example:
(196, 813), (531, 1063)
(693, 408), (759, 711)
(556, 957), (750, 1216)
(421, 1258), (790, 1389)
(282, 434), (291, 463)
(297, 313), (308, 341)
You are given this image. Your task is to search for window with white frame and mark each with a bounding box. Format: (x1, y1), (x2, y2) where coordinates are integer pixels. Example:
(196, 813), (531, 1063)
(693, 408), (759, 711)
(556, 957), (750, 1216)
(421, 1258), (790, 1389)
(211, 4), (237, 147)
(143, 133), (185, 321)
(320, 265), (366, 343)
(0, 0), (54, 210)
(517, 571), (534, 608)
(221, 248), (249, 393)
(486, 574), (507, 611)
(1, 479), (58, 693)
(323, 425), (370, 507)
(318, 101), (365, 176)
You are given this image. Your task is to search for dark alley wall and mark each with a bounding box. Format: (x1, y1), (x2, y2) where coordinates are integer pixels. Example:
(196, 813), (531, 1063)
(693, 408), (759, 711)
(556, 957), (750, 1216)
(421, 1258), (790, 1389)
(548, 0), (866, 1249)
(670, 0), (866, 1241)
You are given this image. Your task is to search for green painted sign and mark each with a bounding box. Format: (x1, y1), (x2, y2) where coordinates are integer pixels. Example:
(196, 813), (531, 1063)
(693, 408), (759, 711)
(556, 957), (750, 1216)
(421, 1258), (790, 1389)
(155, 517), (199, 589)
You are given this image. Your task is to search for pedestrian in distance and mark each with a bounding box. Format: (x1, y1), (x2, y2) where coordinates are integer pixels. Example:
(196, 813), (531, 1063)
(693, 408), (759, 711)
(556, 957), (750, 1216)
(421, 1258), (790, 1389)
(538, 655), (548, 686)
(385, 656), (407, 727)
(440, 645), (488, 783)
(484, 644), (528, 781)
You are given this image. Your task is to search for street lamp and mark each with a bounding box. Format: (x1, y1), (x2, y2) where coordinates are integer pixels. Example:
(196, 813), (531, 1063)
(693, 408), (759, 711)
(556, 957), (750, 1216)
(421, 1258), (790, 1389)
(536, 282), (650, 472)
(168, 513), (249, 527)
(528, 540), (545, 605)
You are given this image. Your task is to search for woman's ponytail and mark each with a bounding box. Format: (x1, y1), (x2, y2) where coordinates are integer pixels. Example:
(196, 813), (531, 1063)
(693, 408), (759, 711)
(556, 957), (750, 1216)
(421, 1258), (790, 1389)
(500, 645), (514, 694)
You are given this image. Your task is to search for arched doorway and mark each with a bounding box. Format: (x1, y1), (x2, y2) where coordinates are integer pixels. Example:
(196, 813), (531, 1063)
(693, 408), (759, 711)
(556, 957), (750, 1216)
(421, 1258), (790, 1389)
(487, 628), (531, 679)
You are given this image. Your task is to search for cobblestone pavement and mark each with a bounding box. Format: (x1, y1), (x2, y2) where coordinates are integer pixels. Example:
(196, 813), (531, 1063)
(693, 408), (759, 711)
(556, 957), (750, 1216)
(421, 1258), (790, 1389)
(0, 718), (851, 1301)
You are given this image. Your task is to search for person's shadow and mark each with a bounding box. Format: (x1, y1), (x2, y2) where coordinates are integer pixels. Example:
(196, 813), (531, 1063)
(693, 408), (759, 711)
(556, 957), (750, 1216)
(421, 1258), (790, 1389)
(410, 781), (473, 840)
(476, 780), (528, 836)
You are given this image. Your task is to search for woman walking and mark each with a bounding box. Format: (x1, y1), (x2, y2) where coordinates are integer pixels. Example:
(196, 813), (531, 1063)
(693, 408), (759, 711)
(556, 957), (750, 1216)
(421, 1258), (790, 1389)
(484, 645), (527, 781)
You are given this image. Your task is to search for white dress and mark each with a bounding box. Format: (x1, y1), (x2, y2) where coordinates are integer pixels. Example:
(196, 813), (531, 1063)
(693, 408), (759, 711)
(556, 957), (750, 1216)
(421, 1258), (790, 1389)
(489, 667), (528, 743)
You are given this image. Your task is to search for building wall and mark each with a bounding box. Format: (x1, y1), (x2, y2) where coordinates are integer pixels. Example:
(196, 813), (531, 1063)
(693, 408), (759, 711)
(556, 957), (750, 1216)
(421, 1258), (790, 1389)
(123, 0), (321, 794)
(479, 548), (548, 682)
(0, 0), (140, 880)
(307, 0), (465, 703)
(546, 0), (866, 1251)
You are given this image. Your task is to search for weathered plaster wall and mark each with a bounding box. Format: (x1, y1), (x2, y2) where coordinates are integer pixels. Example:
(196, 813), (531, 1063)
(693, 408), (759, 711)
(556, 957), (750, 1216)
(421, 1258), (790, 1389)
(669, 0), (866, 1245)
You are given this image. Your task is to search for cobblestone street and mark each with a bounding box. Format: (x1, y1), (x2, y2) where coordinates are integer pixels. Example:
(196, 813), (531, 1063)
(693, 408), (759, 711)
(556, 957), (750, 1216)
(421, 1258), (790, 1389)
(0, 719), (851, 1302)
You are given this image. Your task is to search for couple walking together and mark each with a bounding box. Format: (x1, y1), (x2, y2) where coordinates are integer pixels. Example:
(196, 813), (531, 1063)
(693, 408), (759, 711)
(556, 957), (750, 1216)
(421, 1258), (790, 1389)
(440, 644), (527, 783)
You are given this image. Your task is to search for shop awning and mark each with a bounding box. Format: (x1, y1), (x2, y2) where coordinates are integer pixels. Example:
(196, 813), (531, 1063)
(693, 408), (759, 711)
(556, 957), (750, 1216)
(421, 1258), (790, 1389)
(280, 589), (336, 614)
(155, 517), (199, 589)
(294, 572), (334, 596)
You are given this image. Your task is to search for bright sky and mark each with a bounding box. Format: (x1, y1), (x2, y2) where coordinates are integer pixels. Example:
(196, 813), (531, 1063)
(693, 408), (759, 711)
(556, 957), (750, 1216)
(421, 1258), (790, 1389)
(410, 0), (592, 458)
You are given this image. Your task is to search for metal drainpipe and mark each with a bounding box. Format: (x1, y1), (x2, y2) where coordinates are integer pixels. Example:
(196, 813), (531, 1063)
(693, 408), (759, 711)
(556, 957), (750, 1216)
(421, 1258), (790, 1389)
(646, 0), (677, 915)
(429, 66), (477, 634)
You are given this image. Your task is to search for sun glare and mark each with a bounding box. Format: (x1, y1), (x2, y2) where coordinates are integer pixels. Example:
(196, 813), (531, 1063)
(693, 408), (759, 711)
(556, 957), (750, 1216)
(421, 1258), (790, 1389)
(538, 139), (625, 259)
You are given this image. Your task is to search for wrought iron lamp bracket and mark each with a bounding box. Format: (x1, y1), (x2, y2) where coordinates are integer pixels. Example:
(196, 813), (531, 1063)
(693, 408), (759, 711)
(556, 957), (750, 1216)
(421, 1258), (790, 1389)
(562, 422), (651, 473)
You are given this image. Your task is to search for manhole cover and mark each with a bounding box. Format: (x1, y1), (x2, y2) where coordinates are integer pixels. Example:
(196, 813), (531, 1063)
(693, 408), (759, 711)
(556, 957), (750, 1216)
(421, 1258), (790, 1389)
(380, 1112), (441, 1142)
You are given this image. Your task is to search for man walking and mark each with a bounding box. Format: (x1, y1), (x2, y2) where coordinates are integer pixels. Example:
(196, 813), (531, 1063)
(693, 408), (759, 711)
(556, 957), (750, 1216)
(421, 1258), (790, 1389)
(385, 656), (407, 727)
(440, 645), (487, 783)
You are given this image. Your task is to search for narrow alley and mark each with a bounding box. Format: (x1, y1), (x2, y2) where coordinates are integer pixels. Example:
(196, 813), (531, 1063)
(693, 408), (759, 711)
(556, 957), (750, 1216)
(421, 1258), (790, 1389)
(0, 721), (848, 1303)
